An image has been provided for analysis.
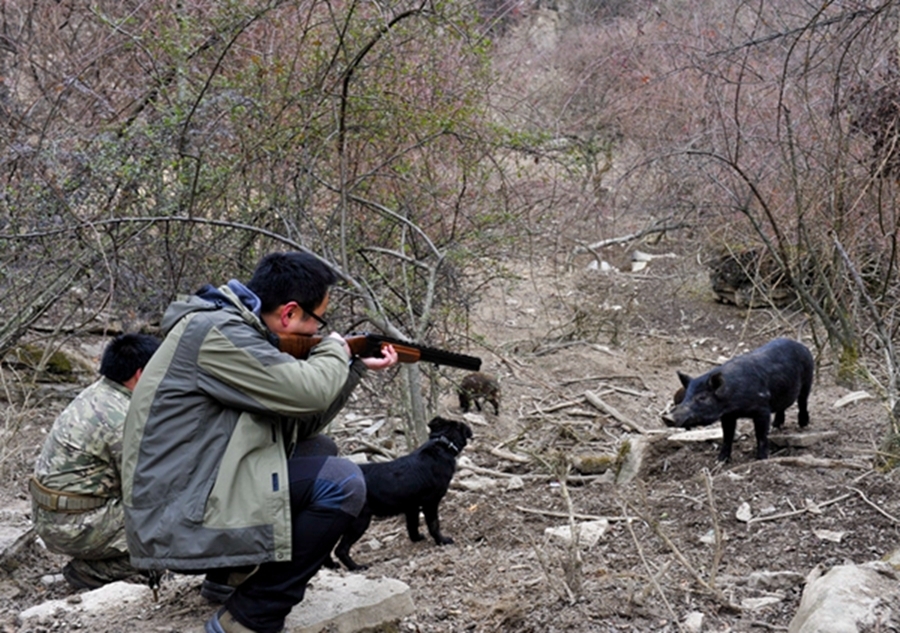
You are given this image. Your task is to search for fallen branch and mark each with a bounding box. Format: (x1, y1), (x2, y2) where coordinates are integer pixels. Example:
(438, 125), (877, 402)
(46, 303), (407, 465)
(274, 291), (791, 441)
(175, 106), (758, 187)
(524, 398), (585, 416)
(746, 621), (789, 632)
(349, 438), (397, 460)
(584, 390), (647, 434)
(561, 374), (647, 387)
(746, 493), (852, 525)
(532, 340), (616, 357)
(730, 454), (868, 472)
(846, 486), (900, 524)
(460, 462), (604, 483)
(572, 221), (689, 255)
(490, 445), (531, 464)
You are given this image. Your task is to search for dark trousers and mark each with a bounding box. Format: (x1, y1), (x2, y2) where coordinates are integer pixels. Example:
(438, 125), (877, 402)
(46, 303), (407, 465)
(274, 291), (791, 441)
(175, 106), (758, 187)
(223, 443), (365, 633)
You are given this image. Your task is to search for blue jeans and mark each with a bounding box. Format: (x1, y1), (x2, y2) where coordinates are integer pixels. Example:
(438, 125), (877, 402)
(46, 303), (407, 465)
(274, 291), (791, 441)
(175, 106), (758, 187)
(224, 451), (366, 633)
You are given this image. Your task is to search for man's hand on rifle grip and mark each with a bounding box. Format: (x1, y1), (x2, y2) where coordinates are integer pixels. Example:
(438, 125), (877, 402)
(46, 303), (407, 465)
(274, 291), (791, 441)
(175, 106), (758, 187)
(360, 343), (398, 371)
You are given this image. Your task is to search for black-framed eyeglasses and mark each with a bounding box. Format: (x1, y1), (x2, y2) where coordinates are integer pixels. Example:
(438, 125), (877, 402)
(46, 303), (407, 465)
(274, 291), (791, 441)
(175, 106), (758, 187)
(301, 306), (328, 331)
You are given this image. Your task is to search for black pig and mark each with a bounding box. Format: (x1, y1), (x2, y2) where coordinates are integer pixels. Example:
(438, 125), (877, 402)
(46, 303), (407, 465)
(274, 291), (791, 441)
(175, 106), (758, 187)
(662, 338), (813, 462)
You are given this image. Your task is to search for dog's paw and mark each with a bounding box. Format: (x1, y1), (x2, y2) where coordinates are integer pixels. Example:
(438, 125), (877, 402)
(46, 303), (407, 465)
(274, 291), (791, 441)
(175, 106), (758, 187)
(437, 536), (454, 545)
(411, 532), (426, 542)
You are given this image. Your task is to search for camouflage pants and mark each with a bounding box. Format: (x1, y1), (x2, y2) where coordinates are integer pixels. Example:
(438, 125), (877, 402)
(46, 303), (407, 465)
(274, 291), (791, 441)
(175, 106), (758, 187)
(32, 497), (139, 583)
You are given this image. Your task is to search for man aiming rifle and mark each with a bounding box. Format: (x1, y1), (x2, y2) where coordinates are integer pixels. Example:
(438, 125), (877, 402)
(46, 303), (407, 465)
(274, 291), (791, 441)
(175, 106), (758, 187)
(121, 252), (399, 633)
(122, 251), (481, 633)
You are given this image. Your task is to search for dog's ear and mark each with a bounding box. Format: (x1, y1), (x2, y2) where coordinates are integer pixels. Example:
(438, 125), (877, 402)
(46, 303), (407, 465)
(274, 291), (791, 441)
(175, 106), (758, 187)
(462, 423), (473, 439)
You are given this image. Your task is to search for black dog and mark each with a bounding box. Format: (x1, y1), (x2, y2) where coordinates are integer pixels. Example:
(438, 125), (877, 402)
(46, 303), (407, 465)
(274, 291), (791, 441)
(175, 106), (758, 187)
(329, 417), (473, 571)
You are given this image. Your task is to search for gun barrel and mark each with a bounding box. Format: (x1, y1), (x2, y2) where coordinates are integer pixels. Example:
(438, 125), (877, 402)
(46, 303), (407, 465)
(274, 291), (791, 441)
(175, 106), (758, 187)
(277, 332), (482, 371)
(361, 334), (482, 371)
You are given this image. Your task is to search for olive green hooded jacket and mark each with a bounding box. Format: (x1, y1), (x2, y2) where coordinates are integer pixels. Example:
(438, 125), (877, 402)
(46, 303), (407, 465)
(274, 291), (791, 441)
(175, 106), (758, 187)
(122, 281), (362, 571)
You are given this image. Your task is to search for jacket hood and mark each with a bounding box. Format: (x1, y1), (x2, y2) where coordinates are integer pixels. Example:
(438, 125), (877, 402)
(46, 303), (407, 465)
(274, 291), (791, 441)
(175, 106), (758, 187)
(160, 280), (267, 338)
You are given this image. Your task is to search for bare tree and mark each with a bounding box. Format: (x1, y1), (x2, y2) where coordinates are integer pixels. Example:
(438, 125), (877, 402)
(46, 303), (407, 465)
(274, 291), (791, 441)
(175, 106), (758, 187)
(0, 0), (520, 443)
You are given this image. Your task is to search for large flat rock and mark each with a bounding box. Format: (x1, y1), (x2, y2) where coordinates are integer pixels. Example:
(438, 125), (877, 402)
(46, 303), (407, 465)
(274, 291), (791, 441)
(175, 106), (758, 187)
(288, 568), (415, 632)
(18, 569), (413, 632)
(18, 578), (158, 622)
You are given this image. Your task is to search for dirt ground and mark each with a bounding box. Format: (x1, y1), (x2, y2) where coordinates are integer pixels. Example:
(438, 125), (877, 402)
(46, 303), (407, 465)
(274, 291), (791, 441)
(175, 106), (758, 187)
(0, 240), (895, 633)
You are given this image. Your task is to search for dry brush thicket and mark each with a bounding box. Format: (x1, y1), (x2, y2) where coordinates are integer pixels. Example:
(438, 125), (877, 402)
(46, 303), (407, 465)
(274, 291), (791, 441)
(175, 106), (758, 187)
(4, 3), (900, 631)
(3, 3), (900, 439)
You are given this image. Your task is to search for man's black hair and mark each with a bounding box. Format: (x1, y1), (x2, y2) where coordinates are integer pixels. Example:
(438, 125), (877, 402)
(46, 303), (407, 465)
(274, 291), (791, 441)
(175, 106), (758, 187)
(100, 333), (161, 384)
(246, 251), (338, 315)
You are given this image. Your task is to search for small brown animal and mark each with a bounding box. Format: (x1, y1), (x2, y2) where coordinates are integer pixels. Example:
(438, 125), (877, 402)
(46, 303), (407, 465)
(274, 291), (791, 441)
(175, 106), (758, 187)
(458, 372), (500, 415)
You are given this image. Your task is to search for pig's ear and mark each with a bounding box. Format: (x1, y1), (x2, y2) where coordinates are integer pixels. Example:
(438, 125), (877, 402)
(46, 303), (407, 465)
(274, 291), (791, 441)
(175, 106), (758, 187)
(708, 370), (725, 392)
(677, 371), (692, 388)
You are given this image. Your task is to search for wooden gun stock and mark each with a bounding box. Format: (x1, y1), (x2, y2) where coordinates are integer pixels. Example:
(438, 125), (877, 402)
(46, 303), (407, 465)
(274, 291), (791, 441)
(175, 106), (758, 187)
(277, 332), (481, 371)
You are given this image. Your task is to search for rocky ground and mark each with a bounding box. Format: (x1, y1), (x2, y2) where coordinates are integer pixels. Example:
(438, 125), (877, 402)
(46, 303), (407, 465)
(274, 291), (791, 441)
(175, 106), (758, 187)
(0, 239), (895, 632)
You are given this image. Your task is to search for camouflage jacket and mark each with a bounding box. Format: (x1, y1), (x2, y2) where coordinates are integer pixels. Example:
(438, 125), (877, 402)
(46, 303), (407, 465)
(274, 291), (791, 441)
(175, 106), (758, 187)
(34, 376), (130, 496)
(32, 377), (131, 558)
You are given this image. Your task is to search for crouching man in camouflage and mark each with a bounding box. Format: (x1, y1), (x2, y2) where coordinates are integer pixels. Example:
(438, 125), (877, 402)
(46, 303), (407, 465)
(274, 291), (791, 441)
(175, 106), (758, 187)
(30, 333), (160, 590)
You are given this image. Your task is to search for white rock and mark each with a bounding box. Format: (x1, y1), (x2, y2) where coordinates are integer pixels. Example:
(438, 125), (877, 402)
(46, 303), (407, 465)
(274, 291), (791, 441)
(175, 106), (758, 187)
(39, 574), (64, 587)
(544, 520), (609, 548)
(788, 562), (899, 633)
(813, 529), (845, 543)
(698, 529), (727, 545)
(683, 611), (704, 632)
(19, 580), (156, 622)
(667, 420), (753, 444)
(506, 476), (525, 491)
(462, 412), (488, 426)
(455, 475), (499, 492)
(287, 569), (415, 633)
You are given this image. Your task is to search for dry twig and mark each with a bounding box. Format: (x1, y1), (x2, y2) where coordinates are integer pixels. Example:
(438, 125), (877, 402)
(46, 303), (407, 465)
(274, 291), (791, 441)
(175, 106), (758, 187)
(730, 454), (868, 471)
(746, 493), (852, 525)
(622, 495), (741, 612)
(621, 507), (685, 633)
(702, 468), (724, 586)
(846, 486), (900, 524)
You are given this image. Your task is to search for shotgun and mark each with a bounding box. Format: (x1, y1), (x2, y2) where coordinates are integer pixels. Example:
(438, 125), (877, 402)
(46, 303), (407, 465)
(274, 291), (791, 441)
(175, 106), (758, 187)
(277, 332), (482, 372)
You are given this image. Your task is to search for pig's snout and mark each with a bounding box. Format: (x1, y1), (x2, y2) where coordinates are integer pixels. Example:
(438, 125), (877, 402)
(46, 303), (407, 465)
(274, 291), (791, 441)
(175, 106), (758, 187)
(662, 387), (688, 427)
(661, 412), (680, 427)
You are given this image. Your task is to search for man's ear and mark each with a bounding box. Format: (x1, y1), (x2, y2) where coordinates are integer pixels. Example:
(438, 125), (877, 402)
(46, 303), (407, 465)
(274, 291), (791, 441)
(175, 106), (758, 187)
(279, 301), (299, 327)
(123, 368), (143, 391)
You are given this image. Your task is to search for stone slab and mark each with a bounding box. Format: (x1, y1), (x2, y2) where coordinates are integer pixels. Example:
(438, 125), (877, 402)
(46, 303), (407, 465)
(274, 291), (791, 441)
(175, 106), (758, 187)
(667, 420), (753, 444)
(544, 520), (610, 549)
(19, 570), (413, 633)
(18, 579), (155, 623)
(287, 568), (415, 633)
(788, 562), (899, 633)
